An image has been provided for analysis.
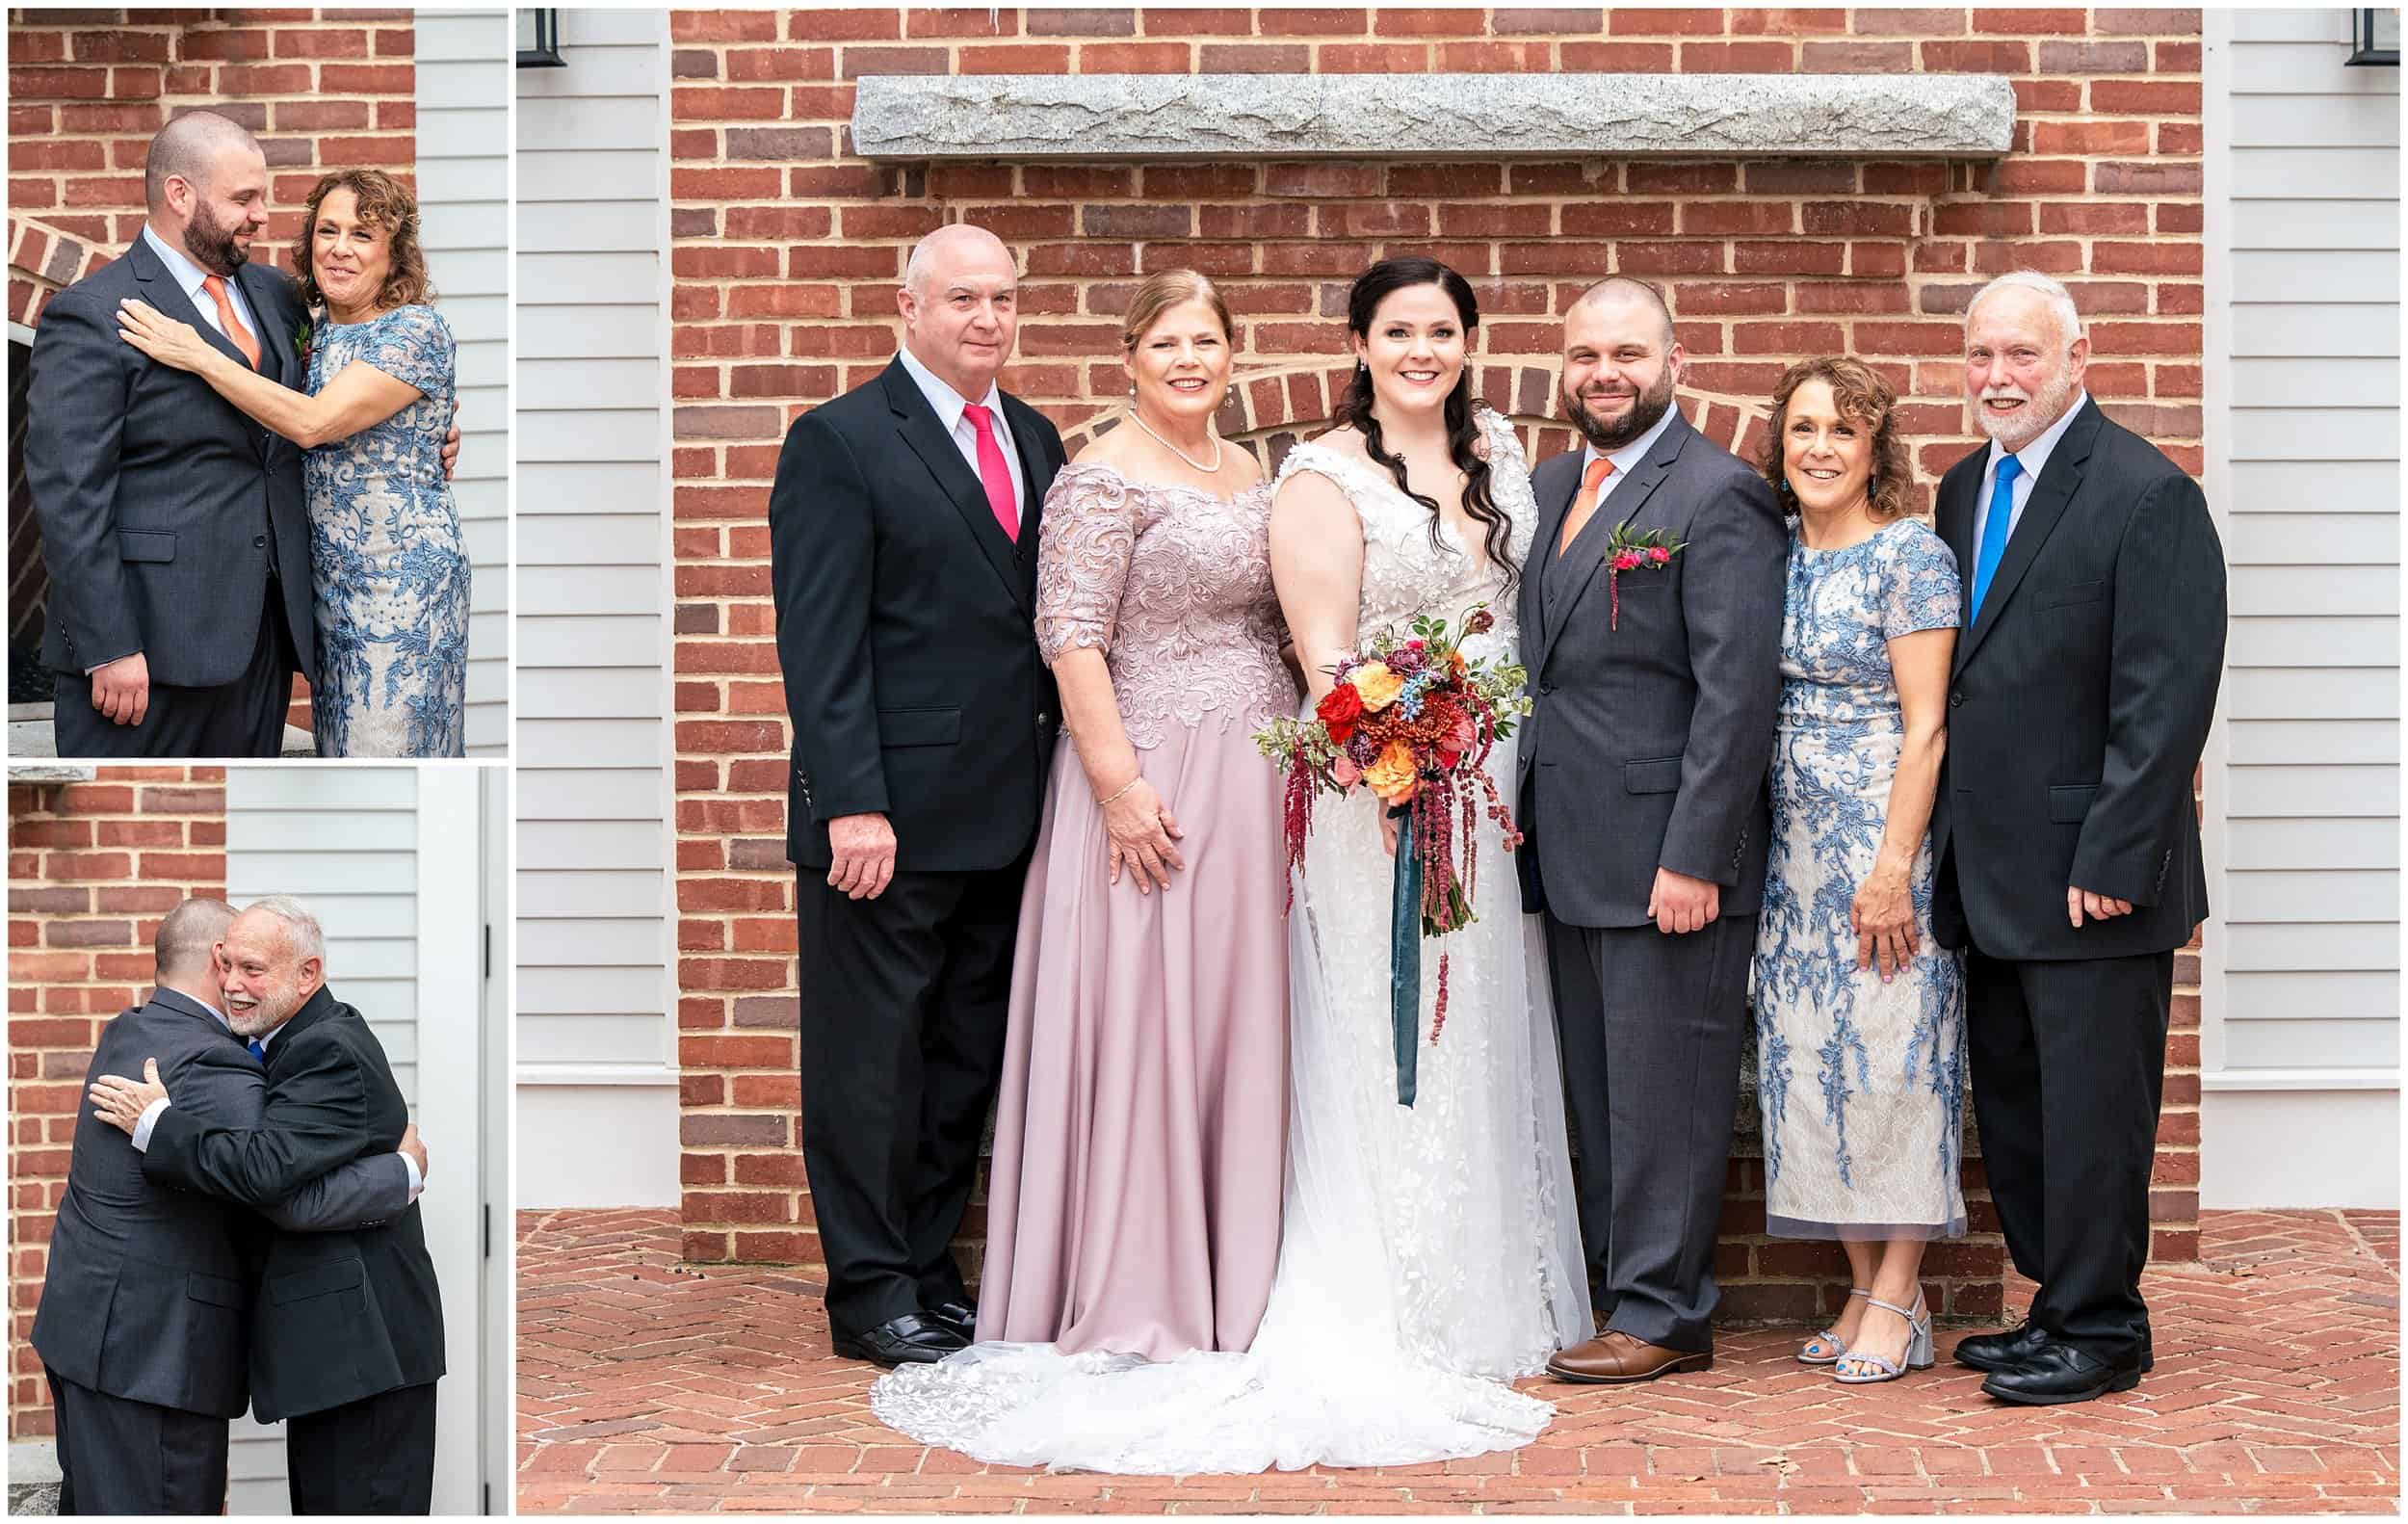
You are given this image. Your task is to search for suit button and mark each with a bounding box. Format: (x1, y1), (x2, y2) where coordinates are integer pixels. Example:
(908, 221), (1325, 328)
(1538, 683), (1556, 696)
(252, 535), (267, 548)
(1036, 711), (1053, 727)
(1948, 690), (1963, 708)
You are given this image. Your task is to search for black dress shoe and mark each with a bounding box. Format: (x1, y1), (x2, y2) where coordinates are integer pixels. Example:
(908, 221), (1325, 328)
(1980, 1341), (2143, 1406)
(1958, 1320), (2153, 1374)
(829, 1312), (967, 1368)
(926, 1298), (977, 1343)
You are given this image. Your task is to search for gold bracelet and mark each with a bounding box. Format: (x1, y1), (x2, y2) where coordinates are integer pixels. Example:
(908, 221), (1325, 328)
(1098, 777), (1141, 806)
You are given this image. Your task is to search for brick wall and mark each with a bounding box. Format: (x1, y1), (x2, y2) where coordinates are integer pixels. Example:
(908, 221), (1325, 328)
(6, 7), (418, 730)
(6, 766), (228, 1440)
(665, 7), (2206, 1314)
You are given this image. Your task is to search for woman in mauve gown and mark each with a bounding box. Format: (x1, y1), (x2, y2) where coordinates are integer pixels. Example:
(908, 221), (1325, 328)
(876, 270), (1294, 1444)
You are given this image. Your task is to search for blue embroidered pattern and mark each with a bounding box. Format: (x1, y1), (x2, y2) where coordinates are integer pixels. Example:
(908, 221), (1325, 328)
(303, 303), (470, 757)
(1751, 517), (1968, 1239)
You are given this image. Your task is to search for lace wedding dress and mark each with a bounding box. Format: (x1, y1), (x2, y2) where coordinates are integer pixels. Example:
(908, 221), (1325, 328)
(874, 410), (1588, 1473)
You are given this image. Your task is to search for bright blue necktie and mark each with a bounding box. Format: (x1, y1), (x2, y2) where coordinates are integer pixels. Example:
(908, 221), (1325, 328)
(248, 1038), (267, 1064)
(1969, 453), (2023, 617)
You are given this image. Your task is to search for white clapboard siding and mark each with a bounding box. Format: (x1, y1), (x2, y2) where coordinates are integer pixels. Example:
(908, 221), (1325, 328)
(515, 9), (679, 1208)
(2201, 10), (2400, 1209)
(416, 10), (510, 756)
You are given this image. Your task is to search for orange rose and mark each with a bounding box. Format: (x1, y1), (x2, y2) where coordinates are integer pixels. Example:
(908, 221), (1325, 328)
(1364, 739), (1419, 805)
(1351, 661), (1405, 712)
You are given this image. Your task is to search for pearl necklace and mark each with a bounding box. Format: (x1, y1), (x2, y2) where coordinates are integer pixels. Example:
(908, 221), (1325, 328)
(1126, 407), (1223, 473)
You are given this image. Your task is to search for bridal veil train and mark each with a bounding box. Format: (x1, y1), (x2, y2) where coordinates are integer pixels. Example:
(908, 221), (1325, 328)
(873, 411), (1588, 1474)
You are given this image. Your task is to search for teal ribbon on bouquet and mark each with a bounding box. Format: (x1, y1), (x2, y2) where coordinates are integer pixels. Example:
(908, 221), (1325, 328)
(1388, 803), (1419, 1108)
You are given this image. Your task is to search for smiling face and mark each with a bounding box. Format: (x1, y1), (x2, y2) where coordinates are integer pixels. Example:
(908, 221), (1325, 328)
(1965, 285), (2086, 452)
(1779, 377), (1877, 517)
(897, 226), (1019, 403)
(308, 186), (395, 316)
(173, 140), (270, 277)
(1353, 282), (1467, 420)
(1124, 297), (1231, 425)
(216, 910), (322, 1039)
(1560, 289), (1683, 454)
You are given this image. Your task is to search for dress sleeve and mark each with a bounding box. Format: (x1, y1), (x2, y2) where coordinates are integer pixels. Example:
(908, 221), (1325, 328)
(1881, 524), (1962, 640)
(358, 304), (454, 399)
(1034, 464), (1139, 664)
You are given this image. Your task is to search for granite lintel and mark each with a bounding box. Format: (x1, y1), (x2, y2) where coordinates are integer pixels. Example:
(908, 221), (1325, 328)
(852, 73), (2018, 162)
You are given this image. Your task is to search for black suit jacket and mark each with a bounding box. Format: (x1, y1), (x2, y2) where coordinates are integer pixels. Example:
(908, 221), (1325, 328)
(141, 985), (445, 1422)
(770, 357), (1067, 873)
(24, 234), (316, 686)
(29, 988), (407, 1419)
(1930, 398), (2227, 961)
(1516, 410), (1789, 927)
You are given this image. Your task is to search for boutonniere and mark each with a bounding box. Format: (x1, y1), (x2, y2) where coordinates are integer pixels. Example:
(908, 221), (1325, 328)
(293, 320), (312, 366)
(1603, 521), (1686, 629)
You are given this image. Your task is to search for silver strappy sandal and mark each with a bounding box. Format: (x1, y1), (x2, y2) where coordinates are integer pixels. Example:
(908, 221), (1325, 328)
(1833, 1293), (1935, 1384)
(1797, 1287), (1872, 1365)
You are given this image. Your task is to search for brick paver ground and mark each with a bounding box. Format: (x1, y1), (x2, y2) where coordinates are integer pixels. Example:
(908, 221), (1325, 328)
(518, 1208), (2399, 1513)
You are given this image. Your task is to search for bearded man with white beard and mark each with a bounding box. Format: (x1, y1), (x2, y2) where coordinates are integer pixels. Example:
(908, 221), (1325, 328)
(1928, 271), (2226, 1406)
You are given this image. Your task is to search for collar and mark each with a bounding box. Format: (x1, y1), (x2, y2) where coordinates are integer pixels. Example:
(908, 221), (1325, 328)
(1985, 389), (2089, 486)
(151, 983), (232, 1029)
(1579, 398), (1681, 481)
(141, 223), (224, 302)
(895, 343), (1005, 434)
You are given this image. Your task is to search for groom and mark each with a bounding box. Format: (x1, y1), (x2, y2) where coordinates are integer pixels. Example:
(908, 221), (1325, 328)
(24, 109), (456, 759)
(1519, 277), (1787, 1382)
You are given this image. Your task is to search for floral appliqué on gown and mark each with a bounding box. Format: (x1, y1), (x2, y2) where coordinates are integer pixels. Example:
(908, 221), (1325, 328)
(304, 302), (470, 757)
(1752, 516), (1969, 1239)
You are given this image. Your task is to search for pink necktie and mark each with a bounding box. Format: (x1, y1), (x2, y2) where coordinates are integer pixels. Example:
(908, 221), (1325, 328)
(960, 403), (1019, 541)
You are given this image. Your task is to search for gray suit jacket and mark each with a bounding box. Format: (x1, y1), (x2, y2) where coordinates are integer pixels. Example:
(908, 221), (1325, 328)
(29, 988), (406, 1419)
(1516, 409), (1788, 927)
(23, 234), (316, 686)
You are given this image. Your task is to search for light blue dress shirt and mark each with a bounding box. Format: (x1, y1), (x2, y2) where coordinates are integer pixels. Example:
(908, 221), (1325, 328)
(140, 223), (261, 349)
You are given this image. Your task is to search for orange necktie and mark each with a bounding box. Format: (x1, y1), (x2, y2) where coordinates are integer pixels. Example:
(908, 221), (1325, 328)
(1557, 456), (1616, 557)
(200, 274), (260, 370)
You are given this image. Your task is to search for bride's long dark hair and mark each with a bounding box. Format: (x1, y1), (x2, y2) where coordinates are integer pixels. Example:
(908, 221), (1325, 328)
(1329, 256), (1519, 600)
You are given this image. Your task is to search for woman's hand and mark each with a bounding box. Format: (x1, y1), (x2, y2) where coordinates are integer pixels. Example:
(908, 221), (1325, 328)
(1850, 864), (1918, 980)
(1101, 776), (1186, 894)
(116, 299), (221, 374)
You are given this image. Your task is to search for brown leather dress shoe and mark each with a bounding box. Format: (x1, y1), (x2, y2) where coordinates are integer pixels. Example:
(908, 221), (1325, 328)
(1546, 1329), (1714, 1384)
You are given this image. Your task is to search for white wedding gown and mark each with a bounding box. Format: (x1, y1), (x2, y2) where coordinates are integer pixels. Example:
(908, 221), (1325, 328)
(873, 411), (1588, 1473)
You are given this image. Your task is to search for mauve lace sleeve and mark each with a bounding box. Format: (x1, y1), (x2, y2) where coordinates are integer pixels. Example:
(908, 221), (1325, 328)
(1034, 462), (1139, 665)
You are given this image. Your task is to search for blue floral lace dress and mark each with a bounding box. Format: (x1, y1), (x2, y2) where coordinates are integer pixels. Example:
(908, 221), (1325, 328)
(303, 303), (468, 757)
(1751, 517), (1967, 1241)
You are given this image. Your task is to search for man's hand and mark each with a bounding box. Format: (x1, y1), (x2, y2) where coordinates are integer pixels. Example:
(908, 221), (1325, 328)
(90, 651), (149, 726)
(1648, 867), (1721, 935)
(827, 812), (898, 901)
(89, 1056), (169, 1136)
(399, 1121), (429, 1183)
(441, 400), (462, 481)
(2068, 886), (2133, 928)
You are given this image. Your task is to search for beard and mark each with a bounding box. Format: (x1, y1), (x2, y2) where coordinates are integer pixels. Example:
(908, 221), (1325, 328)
(184, 198), (252, 278)
(225, 975), (301, 1038)
(1976, 360), (2081, 449)
(1563, 362), (1677, 454)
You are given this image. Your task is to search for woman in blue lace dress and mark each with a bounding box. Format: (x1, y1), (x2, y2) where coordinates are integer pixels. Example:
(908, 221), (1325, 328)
(1750, 357), (1965, 1385)
(114, 169), (468, 756)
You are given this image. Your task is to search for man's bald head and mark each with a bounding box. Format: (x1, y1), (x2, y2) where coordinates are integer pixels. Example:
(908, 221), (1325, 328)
(896, 222), (1020, 404)
(144, 110), (261, 215)
(1571, 276), (1676, 353)
(902, 223), (1015, 298)
(155, 897), (236, 985)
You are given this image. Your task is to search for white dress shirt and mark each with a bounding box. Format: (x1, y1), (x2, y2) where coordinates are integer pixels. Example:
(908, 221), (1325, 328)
(895, 343), (1025, 520)
(1972, 390), (2089, 557)
(1577, 398), (1684, 513)
(141, 223), (260, 345)
(130, 999), (424, 1201)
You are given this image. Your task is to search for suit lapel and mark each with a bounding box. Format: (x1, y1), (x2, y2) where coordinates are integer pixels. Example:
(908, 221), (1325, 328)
(1003, 393), (1051, 607)
(1540, 410), (1691, 660)
(236, 263), (291, 389)
(129, 235), (257, 381)
(1953, 399), (2102, 674)
(882, 361), (1029, 613)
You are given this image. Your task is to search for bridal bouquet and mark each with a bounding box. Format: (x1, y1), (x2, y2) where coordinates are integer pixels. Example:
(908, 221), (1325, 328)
(1253, 605), (1531, 1107)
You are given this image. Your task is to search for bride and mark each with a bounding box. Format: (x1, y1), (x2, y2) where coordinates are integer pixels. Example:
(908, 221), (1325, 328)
(873, 256), (1586, 1472)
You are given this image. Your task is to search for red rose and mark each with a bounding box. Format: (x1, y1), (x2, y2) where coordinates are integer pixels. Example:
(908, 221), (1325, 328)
(1612, 550), (1643, 571)
(1317, 682), (1364, 744)
(1649, 545), (1671, 565)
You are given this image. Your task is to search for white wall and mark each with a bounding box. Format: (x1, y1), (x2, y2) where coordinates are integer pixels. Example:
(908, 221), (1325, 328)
(415, 9), (511, 757)
(514, 8), (680, 1207)
(2200, 9), (2400, 1209)
(220, 767), (493, 1513)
